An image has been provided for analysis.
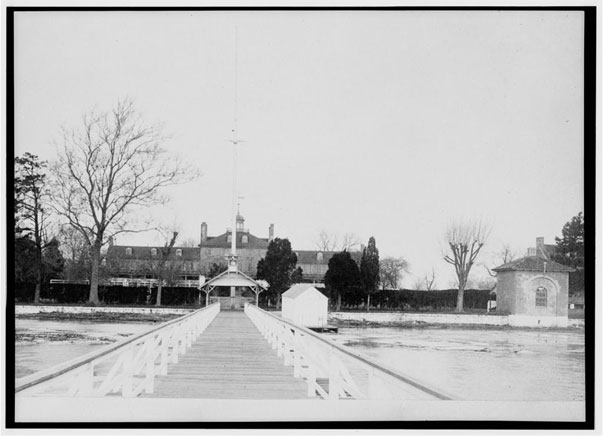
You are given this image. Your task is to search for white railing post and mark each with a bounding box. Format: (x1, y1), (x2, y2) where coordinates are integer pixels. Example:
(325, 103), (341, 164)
(293, 331), (301, 378)
(144, 337), (155, 394)
(328, 350), (340, 400)
(122, 348), (134, 397)
(160, 331), (169, 375)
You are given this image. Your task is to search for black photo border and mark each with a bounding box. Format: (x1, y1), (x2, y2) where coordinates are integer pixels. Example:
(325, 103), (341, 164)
(4, 4), (597, 431)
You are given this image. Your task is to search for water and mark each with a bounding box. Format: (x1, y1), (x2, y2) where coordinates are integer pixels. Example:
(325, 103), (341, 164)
(15, 320), (584, 401)
(15, 319), (154, 378)
(332, 326), (585, 401)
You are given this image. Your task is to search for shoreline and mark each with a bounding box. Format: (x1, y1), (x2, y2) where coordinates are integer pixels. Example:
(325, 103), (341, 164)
(15, 312), (182, 324)
(332, 318), (584, 332)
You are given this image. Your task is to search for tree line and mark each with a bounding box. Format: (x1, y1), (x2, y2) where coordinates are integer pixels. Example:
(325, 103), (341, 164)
(13, 99), (585, 310)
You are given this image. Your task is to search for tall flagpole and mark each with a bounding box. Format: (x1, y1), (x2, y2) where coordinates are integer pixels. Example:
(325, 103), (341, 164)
(228, 27), (240, 275)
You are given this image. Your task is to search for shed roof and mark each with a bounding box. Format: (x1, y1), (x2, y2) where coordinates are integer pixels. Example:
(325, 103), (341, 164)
(492, 256), (575, 273)
(282, 283), (327, 299)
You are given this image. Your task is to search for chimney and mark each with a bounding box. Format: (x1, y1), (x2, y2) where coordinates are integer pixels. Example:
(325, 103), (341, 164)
(108, 236), (114, 247)
(536, 237), (547, 259)
(269, 224), (274, 241)
(200, 222), (208, 244)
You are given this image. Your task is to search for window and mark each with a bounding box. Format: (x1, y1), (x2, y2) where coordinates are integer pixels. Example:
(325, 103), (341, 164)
(227, 235), (232, 243)
(125, 247), (132, 256)
(535, 287), (547, 307)
(317, 252), (323, 261)
(151, 248), (157, 256)
(101, 258), (106, 266)
(242, 235), (248, 244)
(176, 249), (183, 257)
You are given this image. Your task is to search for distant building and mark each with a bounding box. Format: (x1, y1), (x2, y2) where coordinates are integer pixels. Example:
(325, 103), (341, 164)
(199, 212), (272, 277)
(526, 237), (558, 259)
(492, 255), (574, 327)
(105, 211), (358, 286)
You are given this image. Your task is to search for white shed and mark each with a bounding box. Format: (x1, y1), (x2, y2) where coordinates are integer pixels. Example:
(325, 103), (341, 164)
(281, 284), (328, 327)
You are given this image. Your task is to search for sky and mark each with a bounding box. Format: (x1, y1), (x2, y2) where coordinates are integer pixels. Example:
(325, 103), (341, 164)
(13, 10), (585, 287)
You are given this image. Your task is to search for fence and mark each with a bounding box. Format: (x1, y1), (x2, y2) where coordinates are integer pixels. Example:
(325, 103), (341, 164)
(16, 303), (220, 397)
(245, 303), (454, 401)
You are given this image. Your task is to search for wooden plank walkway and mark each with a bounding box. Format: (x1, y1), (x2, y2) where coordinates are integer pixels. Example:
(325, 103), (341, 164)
(144, 311), (312, 399)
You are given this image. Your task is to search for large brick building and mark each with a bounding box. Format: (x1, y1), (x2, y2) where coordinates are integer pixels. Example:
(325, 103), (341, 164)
(105, 212), (345, 286)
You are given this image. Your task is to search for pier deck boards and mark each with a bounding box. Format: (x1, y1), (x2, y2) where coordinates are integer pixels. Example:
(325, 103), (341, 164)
(145, 311), (311, 399)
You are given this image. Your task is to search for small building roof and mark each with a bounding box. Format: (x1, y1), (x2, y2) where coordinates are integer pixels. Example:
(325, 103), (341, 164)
(282, 283), (327, 299)
(492, 256), (575, 273)
(201, 268), (267, 289)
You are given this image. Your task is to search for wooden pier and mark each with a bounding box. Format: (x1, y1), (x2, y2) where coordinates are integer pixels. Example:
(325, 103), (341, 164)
(145, 311), (309, 399)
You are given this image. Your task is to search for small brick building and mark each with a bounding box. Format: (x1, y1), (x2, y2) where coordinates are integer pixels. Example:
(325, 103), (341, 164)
(492, 256), (574, 327)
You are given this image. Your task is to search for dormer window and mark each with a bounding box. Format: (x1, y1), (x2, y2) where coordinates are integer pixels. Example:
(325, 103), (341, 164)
(125, 247), (132, 256)
(317, 252), (323, 261)
(227, 234), (232, 243)
(176, 249), (183, 257)
(151, 248), (157, 256)
(242, 235), (248, 244)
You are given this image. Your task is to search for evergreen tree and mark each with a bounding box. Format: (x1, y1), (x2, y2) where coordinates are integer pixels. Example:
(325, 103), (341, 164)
(360, 237), (380, 311)
(552, 212), (584, 295)
(256, 238), (299, 308)
(42, 237), (65, 283)
(324, 250), (362, 311)
(15, 153), (50, 302)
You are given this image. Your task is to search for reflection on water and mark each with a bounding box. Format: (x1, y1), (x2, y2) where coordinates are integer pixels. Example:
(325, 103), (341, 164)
(332, 327), (585, 401)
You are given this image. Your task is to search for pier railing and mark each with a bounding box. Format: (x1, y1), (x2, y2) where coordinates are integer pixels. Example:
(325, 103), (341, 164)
(244, 303), (454, 401)
(16, 303), (220, 397)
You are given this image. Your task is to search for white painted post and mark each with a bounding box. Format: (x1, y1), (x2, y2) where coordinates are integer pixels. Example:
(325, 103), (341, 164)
(122, 348), (134, 397)
(144, 337), (155, 394)
(307, 366), (317, 397)
(77, 363), (95, 396)
(160, 332), (169, 375)
(171, 328), (179, 364)
(328, 350), (340, 400)
(368, 367), (377, 399)
(293, 332), (301, 378)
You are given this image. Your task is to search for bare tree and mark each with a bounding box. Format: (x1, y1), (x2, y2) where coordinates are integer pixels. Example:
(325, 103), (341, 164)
(314, 230), (338, 252)
(499, 244), (517, 265)
(180, 238), (200, 248)
(51, 100), (198, 304)
(57, 224), (91, 282)
(411, 276), (424, 291)
(149, 231), (179, 307)
(379, 257), (408, 290)
(314, 230), (362, 252)
(443, 219), (490, 312)
(484, 243), (518, 281)
(424, 268), (437, 291)
(340, 233), (361, 251)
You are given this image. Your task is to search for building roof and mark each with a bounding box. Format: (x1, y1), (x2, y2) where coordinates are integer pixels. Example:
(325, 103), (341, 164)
(492, 256), (575, 273)
(107, 245), (199, 261)
(201, 268), (267, 289)
(295, 250), (362, 265)
(282, 283), (327, 299)
(202, 231), (269, 249)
